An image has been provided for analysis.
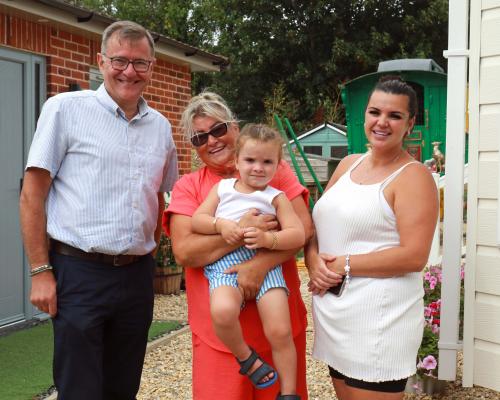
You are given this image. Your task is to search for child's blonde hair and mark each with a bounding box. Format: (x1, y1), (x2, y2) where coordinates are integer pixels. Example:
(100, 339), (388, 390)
(236, 123), (284, 161)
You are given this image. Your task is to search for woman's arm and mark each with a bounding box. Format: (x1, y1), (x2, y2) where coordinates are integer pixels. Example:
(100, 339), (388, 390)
(170, 214), (241, 268)
(326, 164), (439, 277)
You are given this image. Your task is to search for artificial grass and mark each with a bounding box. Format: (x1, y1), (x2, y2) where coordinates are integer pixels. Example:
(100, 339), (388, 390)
(0, 320), (181, 400)
(148, 320), (181, 341)
(0, 323), (53, 400)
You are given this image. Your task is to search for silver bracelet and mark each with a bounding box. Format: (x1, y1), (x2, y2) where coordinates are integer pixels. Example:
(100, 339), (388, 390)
(30, 264), (53, 277)
(344, 254), (351, 284)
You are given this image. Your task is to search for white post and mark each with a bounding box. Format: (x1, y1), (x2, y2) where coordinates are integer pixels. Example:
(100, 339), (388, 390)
(438, 0), (469, 381)
(428, 173), (441, 265)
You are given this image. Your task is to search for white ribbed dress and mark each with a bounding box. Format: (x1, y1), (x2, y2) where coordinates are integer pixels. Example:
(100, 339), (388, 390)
(311, 154), (424, 382)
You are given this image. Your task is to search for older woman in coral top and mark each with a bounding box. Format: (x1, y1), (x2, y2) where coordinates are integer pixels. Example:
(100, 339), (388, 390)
(163, 91), (313, 400)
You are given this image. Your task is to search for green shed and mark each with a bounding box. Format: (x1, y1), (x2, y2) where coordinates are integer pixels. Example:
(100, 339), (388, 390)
(290, 122), (348, 159)
(341, 59), (447, 163)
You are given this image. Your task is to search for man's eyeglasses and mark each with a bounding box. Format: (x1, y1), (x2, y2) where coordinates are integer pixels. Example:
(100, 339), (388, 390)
(102, 55), (152, 73)
(191, 122), (230, 147)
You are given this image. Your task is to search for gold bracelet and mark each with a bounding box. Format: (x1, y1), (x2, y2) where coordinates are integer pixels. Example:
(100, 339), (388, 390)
(212, 217), (218, 233)
(30, 264), (53, 277)
(270, 232), (278, 250)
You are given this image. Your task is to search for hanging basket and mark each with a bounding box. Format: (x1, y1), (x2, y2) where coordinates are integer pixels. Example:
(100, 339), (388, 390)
(154, 265), (183, 295)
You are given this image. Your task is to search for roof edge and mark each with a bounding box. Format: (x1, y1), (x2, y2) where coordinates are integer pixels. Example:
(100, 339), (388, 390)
(3, 0), (228, 72)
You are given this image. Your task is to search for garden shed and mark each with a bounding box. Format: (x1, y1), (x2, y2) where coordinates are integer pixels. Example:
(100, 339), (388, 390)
(0, 0), (226, 329)
(341, 59), (448, 163)
(289, 122), (348, 159)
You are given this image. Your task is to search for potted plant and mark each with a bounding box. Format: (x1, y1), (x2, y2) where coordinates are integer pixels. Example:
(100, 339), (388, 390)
(154, 232), (183, 295)
(407, 262), (465, 395)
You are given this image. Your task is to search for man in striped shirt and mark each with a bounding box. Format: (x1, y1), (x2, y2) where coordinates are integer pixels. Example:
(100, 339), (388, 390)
(19, 20), (178, 400)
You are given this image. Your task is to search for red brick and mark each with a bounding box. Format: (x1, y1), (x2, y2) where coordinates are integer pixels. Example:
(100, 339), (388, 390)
(51, 37), (65, 49)
(77, 44), (89, 54)
(58, 30), (71, 41)
(58, 67), (71, 77)
(64, 41), (79, 52)
(72, 52), (85, 62)
(71, 33), (87, 45)
(71, 70), (85, 81)
(58, 48), (71, 58)
(49, 74), (66, 85)
(65, 60), (78, 70)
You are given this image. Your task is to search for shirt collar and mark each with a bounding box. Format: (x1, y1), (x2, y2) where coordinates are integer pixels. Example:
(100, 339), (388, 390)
(96, 83), (149, 120)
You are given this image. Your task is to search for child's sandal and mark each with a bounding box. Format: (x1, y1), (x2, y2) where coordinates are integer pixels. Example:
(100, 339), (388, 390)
(236, 347), (278, 389)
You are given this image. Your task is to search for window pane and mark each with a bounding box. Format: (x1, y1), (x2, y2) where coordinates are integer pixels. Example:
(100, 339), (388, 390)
(303, 146), (322, 156)
(331, 146), (348, 159)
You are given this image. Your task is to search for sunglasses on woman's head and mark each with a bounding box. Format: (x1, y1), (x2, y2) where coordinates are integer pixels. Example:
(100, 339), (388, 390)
(190, 122), (229, 147)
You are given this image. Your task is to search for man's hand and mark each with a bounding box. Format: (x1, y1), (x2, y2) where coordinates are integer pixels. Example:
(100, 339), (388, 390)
(30, 271), (57, 317)
(239, 209), (278, 231)
(224, 260), (267, 301)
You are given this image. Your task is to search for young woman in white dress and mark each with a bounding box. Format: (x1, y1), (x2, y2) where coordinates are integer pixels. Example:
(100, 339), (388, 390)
(305, 76), (439, 400)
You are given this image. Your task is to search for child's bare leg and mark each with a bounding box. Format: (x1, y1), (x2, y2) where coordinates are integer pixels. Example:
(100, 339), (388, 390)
(210, 285), (274, 383)
(257, 288), (297, 395)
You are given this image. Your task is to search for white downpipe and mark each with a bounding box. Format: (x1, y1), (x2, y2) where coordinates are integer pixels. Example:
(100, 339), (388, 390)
(439, 0), (469, 381)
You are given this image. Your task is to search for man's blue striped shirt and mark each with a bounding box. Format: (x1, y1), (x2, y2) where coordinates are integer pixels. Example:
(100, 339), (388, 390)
(26, 84), (178, 255)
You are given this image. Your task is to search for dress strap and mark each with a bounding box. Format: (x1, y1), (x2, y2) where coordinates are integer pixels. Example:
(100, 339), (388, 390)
(380, 161), (419, 190)
(347, 152), (370, 173)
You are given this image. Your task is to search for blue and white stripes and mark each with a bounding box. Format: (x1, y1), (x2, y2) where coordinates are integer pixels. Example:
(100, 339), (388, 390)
(204, 246), (288, 301)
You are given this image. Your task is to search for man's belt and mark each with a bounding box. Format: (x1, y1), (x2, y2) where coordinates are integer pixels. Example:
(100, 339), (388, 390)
(50, 239), (143, 266)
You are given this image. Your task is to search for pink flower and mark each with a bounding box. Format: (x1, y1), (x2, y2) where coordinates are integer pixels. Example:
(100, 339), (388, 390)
(429, 276), (438, 289)
(432, 325), (440, 334)
(424, 271), (432, 281)
(424, 306), (432, 317)
(422, 355), (437, 370)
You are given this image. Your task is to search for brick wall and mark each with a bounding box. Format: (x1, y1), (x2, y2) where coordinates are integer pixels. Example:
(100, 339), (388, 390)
(0, 12), (192, 175)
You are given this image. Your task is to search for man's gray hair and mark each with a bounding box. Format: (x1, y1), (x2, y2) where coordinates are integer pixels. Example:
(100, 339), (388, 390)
(101, 21), (155, 56)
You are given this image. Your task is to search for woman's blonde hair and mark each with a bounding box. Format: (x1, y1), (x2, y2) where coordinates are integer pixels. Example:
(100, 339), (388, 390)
(180, 91), (237, 140)
(236, 123), (284, 161)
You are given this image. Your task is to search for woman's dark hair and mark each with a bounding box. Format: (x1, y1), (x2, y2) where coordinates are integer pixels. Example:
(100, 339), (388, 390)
(367, 75), (418, 118)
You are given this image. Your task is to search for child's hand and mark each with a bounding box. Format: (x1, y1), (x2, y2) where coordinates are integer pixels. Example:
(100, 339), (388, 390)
(219, 220), (244, 245)
(243, 228), (272, 250)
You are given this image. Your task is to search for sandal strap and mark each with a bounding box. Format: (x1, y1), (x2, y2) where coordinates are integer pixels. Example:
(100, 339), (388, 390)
(237, 348), (259, 375)
(277, 395), (301, 400)
(249, 361), (274, 385)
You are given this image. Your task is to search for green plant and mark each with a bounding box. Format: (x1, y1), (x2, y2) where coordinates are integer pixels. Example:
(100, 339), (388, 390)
(155, 233), (176, 268)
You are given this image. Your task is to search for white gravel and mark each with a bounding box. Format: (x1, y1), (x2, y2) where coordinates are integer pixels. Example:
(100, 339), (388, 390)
(138, 269), (500, 400)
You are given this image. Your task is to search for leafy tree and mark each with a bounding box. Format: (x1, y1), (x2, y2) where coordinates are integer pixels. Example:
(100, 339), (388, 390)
(68, 0), (448, 130)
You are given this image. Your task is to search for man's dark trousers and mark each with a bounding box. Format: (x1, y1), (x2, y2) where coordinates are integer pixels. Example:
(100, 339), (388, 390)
(50, 252), (155, 400)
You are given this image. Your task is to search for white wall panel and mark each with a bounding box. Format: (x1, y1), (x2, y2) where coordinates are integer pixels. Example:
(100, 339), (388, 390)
(474, 341), (500, 391)
(479, 57), (500, 104)
(479, 105), (500, 151)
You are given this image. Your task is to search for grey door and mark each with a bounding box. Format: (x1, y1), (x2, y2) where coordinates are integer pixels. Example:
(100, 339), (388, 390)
(0, 47), (45, 326)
